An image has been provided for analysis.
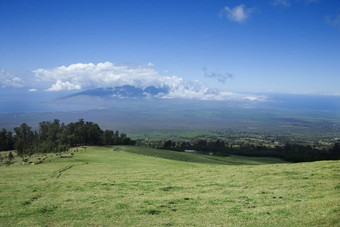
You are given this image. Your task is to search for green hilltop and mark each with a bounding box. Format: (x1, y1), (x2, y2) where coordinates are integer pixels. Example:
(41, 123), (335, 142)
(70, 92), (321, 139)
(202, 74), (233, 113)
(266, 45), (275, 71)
(0, 146), (339, 226)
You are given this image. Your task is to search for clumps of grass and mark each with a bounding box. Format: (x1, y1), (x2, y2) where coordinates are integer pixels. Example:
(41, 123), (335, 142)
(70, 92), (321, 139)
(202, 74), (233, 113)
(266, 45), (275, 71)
(22, 195), (41, 205)
(101, 183), (115, 186)
(159, 204), (177, 212)
(143, 209), (161, 215)
(161, 186), (174, 191)
(22, 201), (31, 205)
(4, 160), (13, 165)
(228, 208), (242, 214)
(146, 199), (189, 215)
(272, 209), (291, 216)
(160, 186), (184, 191)
(330, 208), (339, 213)
(115, 203), (129, 210)
(143, 200), (154, 205)
(40, 205), (58, 214)
(1, 152), (15, 165)
(281, 171), (299, 175)
(272, 196), (284, 199)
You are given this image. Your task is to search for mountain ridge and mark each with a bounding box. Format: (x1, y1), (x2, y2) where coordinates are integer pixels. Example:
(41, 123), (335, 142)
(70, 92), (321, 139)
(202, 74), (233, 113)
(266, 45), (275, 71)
(60, 85), (170, 99)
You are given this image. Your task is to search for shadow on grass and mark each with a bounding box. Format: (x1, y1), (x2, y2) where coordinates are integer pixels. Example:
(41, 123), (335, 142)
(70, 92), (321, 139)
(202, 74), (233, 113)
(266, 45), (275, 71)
(121, 146), (287, 166)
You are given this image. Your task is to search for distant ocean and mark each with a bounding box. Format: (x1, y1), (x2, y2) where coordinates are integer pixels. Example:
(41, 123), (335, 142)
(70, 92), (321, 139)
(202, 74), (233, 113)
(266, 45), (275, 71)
(264, 94), (340, 112)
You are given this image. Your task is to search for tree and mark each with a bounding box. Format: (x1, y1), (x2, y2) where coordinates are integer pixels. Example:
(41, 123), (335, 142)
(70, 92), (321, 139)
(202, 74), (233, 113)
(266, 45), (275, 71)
(0, 129), (14, 151)
(85, 122), (103, 145)
(5, 119), (134, 155)
(13, 123), (34, 155)
(103, 130), (113, 145)
(163, 140), (175, 149)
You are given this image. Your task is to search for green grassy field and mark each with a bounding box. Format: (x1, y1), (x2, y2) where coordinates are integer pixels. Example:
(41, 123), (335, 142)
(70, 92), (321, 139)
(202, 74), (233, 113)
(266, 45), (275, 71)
(0, 146), (339, 226)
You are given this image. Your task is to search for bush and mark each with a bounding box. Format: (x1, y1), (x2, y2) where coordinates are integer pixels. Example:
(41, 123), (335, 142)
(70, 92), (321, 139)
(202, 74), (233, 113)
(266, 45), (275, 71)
(8, 152), (14, 160)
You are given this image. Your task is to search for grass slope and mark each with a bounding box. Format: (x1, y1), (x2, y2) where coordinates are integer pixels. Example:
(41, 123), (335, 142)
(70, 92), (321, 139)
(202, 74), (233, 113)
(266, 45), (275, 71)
(0, 146), (339, 226)
(123, 146), (287, 165)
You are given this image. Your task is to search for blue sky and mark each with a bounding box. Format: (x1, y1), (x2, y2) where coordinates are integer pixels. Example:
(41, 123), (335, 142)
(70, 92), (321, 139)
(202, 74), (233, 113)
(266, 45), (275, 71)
(0, 0), (339, 97)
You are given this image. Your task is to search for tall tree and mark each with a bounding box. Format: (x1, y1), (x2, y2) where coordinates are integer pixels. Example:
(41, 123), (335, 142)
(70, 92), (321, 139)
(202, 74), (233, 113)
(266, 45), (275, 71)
(13, 123), (34, 155)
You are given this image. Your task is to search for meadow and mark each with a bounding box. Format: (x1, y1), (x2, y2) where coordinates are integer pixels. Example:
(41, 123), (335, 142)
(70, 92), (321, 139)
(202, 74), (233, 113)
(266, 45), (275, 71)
(0, 146), (339, 226)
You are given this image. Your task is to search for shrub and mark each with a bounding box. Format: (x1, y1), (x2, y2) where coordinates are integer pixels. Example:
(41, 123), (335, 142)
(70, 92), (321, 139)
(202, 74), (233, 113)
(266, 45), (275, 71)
(8, 152), (14, 160)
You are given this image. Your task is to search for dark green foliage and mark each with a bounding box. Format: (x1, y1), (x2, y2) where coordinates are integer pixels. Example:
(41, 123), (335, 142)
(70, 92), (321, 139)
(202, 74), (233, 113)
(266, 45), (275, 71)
(62, 119), (103, 146)
(8, 152), (14, 160)
(103, 130), (114, 145)
(13, 123), (35, 155)
(1, 119), (134, 155)
(102, 130), (135, 145)
(161, 139), (340, 162)
(0, 129), (14, 151)
(163, 140), (176, 150)
(332, 143), (340, 154)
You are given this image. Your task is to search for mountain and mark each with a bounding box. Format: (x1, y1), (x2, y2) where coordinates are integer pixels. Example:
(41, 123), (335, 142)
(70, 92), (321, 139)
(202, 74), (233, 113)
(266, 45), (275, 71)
(0, 85), (339, 136)
(61, 85), (170, 99)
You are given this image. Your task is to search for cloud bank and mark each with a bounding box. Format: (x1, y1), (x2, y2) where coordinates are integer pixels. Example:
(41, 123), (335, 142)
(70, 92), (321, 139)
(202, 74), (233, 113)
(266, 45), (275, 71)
(220, 4), (254, 23)
(33, 62), (266, 102)
(0, 69), (23, 88)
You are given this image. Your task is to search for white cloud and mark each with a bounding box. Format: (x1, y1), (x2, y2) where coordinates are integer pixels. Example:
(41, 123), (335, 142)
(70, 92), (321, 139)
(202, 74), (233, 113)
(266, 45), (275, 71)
(28, 88), (38, 92)
(46, 80), (82, 91)
(33, 62), (266, 102)
(0, 69), (23, 88)
(34, 62), (166, 91)
(220, 4), (254, 24)
(147, 62), (154, 67)
(272, 0), (291, 7)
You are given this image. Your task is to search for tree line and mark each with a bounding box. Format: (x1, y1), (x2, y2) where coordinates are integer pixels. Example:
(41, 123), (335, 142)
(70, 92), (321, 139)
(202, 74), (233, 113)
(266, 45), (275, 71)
(161, 139), (340, 162)
(0, 119), (135, 155)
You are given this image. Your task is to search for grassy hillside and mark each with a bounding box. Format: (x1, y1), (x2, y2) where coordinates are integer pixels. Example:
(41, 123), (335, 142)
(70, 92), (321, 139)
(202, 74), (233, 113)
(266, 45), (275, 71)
(123, 146), (287, 165)
(0, 146), (339, 226)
